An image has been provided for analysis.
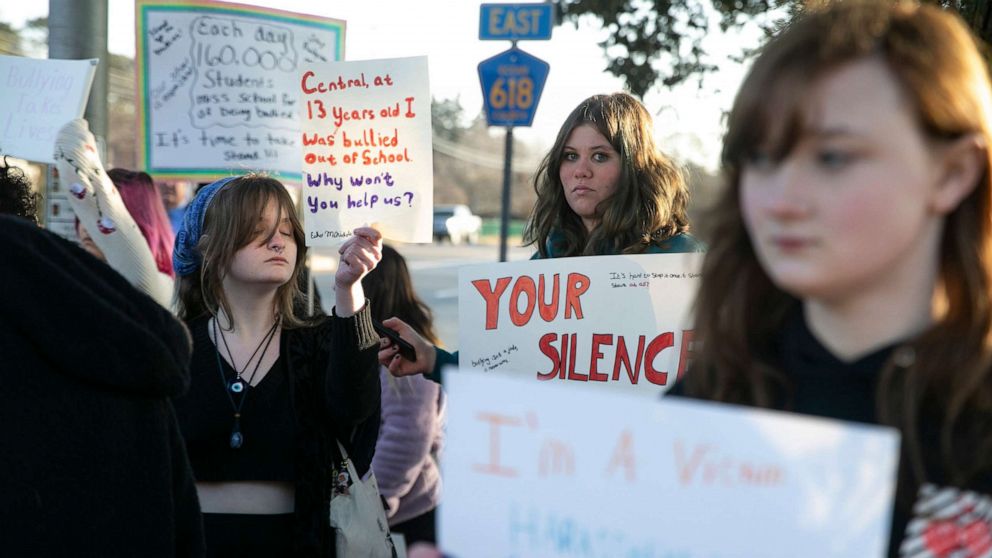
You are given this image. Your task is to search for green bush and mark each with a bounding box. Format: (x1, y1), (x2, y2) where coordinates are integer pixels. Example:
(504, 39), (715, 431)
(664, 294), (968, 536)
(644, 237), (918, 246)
(481, 218), (526, 237)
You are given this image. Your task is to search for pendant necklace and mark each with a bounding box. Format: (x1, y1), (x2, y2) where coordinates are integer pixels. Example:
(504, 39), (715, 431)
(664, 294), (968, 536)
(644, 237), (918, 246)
(213, 316), (280, 449)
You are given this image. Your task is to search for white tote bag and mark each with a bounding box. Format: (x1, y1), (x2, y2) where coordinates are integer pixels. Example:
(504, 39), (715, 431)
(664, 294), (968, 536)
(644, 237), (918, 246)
(329, 440), (401, 558)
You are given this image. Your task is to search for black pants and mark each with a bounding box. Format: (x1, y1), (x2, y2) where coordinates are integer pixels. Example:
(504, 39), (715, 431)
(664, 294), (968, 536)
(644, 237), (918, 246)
(391, 507), (437, 546)
(202, 512), (294, 557)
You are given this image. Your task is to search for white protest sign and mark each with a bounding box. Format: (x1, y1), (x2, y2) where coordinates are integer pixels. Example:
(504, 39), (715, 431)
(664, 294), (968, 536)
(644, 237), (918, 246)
(299, 56), (433, 245)
(135, 0), (345, 182)
(0, 55), (96, 163)
(440, 372), (901, 558)
(458, 253), (702, 394)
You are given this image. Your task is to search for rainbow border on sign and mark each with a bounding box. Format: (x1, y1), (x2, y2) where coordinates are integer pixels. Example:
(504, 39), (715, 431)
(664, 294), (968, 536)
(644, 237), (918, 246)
(134, 0), (345, 183)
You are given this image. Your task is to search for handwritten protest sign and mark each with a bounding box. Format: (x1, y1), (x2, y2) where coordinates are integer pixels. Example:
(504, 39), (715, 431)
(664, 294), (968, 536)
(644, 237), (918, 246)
(300, 56), (433, 245)
(441, 371), (901, 558)
(458, 253), (703, 394)
(0, 55), (96, 163)
(135, 0), (345, 181)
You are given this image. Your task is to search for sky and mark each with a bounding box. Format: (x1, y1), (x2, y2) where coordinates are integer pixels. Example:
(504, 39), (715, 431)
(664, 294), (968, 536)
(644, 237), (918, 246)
(0, 0), (754, 171)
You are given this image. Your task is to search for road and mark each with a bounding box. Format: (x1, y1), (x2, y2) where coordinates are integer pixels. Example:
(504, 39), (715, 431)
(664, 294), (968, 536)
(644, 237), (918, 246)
(310, 241), (533, 350)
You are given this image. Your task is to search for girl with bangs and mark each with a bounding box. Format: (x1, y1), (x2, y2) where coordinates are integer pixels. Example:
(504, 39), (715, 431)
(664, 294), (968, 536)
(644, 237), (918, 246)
(525, 91), (700, 257)
(170, 174), (383, 557)
(380, 92), (703, 378)
(675, 2), (992, 555)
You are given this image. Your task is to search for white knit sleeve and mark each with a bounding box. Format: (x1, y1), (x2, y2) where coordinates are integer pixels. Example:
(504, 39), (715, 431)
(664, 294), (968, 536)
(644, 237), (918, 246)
(53, 119), (174, 309)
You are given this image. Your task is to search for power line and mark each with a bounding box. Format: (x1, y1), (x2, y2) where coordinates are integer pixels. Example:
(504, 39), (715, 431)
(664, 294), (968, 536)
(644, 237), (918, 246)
(432, 134), (543, 170)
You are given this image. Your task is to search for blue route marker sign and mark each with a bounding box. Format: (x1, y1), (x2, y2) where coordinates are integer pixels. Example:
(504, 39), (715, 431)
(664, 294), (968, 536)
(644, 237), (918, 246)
(477, 47), (550, 127)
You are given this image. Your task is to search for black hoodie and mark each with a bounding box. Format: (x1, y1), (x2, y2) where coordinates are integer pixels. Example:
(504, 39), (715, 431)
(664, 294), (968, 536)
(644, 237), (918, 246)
(0, 216), (204, 556)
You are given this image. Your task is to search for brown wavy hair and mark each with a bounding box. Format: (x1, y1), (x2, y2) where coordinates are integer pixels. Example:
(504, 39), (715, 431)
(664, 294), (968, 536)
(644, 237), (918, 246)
(685, 1), (992, 485)
(522, 92), (690, 257)
(176, 175), (309, 329)
(0, 159), (39, 225)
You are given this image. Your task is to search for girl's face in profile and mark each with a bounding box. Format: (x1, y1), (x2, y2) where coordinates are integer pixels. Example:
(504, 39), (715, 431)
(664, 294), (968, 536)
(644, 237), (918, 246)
(740, 57), (951, 305)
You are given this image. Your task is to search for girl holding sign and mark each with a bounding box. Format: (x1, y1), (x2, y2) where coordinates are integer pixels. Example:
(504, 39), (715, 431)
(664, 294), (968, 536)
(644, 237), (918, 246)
(677, 2), (992, 555)
(381, 92), (703, 377)
(170, 176), (383, 556)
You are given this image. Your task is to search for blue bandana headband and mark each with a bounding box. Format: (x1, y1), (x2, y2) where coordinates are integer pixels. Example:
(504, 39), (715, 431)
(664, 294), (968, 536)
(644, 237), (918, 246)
(172, 176), (238, 276)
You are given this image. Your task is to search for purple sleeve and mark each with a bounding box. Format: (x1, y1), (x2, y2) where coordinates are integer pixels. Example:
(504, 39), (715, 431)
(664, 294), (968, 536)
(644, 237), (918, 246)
(371, 367), (442, 516)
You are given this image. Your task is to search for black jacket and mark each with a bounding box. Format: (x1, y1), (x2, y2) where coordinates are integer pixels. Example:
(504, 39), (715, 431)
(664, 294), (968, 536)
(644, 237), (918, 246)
(0, 216), (204, 557)
(175, 305), (381, 557)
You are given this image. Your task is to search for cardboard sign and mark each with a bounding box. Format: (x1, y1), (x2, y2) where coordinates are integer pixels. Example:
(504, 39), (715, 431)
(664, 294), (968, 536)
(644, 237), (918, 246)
(299, 56), (433, 245)
(135, 0), (345, 182)
(458, 253), (703, 394)
(440, 371), (901, 558)
(0, 55), (96, 163)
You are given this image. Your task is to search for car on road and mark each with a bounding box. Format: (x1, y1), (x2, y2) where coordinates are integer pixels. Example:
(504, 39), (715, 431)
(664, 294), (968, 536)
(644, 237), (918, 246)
(433, 204), (482, 245)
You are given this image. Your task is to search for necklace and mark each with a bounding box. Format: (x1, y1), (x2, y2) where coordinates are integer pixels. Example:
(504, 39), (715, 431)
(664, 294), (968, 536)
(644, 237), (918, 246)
(212, 317), (280, 449)
(217, 318), (279, 394)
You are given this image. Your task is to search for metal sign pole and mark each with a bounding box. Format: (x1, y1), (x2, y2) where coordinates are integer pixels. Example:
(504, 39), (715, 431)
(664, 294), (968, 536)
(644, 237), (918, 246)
(499, 125), (513, 262)
(479, 10), (552, 262)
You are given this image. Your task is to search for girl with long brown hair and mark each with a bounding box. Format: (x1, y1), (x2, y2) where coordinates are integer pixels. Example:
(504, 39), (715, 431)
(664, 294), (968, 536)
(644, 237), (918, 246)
(171, 174), (383, 556)
(382, 92), (703, 377)
(524, 92), (698, 257)
(678, 2), (992, 555)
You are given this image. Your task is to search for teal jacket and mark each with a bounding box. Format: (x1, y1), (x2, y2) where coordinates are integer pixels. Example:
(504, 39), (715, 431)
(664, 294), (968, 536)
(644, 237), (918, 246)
(534, 230), (704, 259)
(430, 231), (704, 381)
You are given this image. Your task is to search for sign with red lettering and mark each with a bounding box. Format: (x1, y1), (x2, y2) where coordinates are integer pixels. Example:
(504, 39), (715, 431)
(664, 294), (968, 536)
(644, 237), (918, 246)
(299, 56), (432, 245)
(441, 371), (901, 557)
(458, 253), (703, 393)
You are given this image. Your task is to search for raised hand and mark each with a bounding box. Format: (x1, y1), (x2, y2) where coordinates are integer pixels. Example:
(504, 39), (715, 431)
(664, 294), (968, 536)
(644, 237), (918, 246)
(334, 226), (382, 317)
(54, 119), (110, 208)
(335, 226), (383, 287)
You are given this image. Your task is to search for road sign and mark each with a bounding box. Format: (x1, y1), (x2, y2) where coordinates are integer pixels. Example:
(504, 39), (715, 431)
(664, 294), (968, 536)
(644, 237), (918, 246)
(479, 3), (554, 41)
(478, 47), (549, 127)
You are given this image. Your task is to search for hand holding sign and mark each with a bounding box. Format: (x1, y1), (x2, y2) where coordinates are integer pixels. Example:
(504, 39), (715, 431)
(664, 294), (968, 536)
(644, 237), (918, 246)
(334, 226), (383, 317)
(335, 226), (383, 285)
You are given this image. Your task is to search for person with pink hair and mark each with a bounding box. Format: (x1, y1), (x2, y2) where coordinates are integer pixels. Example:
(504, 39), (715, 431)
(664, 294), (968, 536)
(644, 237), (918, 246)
(104, 168), (175, 277)
(55, 119), (175, 308)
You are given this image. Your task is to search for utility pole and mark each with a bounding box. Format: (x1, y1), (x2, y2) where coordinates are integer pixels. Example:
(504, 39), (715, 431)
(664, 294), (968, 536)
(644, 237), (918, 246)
(48, 0), (109, 141)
